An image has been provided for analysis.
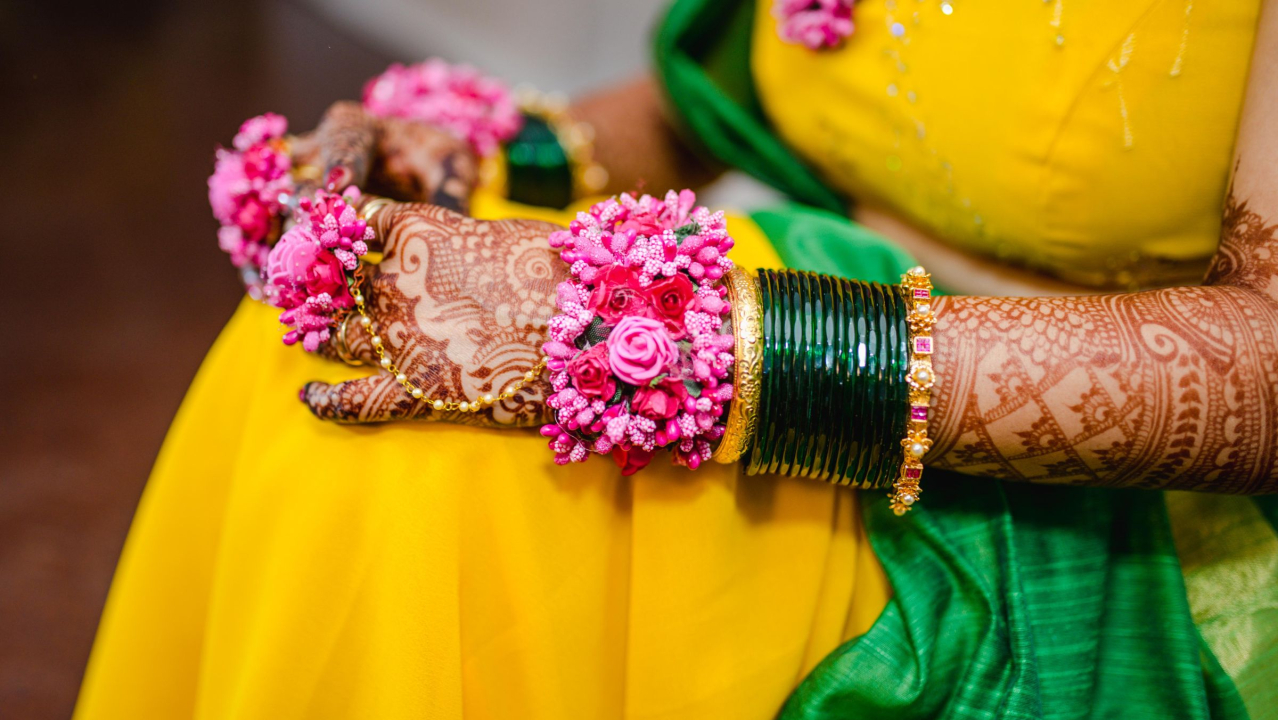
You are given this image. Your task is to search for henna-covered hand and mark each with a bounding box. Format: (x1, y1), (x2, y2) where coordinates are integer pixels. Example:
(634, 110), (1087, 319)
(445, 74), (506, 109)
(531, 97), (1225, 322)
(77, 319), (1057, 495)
(301, 203), (568, 427)
(290, 101), (477, 215)
(289, 101), (481, 369)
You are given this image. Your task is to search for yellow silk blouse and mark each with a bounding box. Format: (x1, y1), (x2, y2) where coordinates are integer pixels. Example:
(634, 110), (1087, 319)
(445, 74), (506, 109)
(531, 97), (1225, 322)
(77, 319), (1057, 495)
(751, 0), (1260, 287)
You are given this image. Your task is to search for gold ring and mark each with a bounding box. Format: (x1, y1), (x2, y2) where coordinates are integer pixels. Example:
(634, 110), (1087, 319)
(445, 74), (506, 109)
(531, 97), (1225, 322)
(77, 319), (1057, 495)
(291, 164), (322, 182)
(334, 313), (366, 366)
(358, 195), (394, 226)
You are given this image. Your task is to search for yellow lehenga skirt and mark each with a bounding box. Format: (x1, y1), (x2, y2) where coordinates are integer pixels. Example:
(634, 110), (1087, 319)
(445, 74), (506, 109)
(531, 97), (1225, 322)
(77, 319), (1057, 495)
(74, 193), (890, 720)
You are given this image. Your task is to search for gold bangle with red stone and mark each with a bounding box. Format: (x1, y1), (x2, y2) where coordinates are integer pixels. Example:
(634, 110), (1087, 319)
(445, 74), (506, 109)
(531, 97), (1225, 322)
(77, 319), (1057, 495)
(891, 265), (936, 515)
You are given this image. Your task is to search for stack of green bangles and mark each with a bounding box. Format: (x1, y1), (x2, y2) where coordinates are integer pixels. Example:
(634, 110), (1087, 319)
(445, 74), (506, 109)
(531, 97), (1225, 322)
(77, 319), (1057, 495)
(743, 269), (910, 489)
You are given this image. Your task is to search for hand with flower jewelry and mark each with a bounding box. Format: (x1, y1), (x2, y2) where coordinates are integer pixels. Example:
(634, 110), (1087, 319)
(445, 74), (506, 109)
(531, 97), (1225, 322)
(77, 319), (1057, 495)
(292, 74), (722, 212)
(290, 101), (479, 214)
(301, 202), (567, 427)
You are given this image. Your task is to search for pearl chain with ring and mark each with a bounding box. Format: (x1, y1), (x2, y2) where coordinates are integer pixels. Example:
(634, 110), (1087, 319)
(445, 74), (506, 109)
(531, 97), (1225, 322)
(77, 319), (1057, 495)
(352, 197), (547, 414)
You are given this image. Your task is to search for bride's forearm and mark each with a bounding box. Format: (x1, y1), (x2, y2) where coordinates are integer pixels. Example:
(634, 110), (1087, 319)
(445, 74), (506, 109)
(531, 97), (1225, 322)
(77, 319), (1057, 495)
(928, 282), (1278, 493)
(569, 74), (723, 197)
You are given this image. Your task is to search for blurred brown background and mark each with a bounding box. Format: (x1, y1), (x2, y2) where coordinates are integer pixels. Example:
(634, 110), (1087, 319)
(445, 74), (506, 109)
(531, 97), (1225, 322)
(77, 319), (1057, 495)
(0, 2), (396, 716)
(0, 0), (675, 716)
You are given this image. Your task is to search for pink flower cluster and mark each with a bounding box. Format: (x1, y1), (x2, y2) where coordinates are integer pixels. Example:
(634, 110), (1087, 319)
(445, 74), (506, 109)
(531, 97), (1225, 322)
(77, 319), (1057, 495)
(264, 188), (373, 352)
(362, 59), (523, 157)
(208, 113), (294, 270)
(773, 0), (855, 50)
(539, 190), (737, 476)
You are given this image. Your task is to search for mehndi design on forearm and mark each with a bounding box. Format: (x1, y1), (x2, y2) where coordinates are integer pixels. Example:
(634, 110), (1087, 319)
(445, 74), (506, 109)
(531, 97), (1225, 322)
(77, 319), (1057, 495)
(1205, 187), (1278, 292)
(928, 187), (1278, 493)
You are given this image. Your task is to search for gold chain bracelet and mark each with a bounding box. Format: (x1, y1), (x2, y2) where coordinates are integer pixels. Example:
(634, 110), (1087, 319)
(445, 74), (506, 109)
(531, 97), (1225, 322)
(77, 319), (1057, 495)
(891, 265), (936, 515)
(350, 197), (546, 414)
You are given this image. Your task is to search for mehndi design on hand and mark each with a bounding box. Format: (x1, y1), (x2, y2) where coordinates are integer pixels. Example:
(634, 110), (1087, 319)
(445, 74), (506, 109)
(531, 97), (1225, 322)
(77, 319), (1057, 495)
(302, 203), (567, 427)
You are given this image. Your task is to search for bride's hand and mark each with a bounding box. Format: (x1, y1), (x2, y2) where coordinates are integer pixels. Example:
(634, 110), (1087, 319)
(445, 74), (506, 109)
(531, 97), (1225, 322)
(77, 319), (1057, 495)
(290, 101), (477, 214)
(301, 203), (567, 427)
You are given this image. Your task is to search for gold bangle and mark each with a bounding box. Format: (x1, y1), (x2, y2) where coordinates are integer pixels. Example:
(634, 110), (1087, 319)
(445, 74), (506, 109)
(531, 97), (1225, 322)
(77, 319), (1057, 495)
(713, 266), (763, 464)
(515, 87), (609, 200)
(891, 265), (936, 515)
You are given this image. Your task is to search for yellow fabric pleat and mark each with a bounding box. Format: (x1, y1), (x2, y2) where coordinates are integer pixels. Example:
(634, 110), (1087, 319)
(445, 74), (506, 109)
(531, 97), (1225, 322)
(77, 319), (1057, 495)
(75, 196), (889, 720)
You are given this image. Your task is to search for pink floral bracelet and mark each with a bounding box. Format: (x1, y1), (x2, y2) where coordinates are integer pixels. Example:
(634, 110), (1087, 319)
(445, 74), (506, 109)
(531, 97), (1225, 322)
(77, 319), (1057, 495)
(362, 58), (522, 158)
(540, 190), (737, 475)
(211, 59), (522, 325)
(263, 188), (374, 352)
(207, 113), (297, 297)
(208, 113), (378, 352)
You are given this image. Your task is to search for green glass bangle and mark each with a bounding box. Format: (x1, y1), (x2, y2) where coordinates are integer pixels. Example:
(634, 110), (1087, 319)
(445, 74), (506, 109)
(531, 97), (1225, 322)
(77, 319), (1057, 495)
(882, 279), (909, 485)
(844, 279), (871, 486)
(505, 112), (573, 209)
(863, 280), (890, 487)
(744, 269), (909, 489)
(825, 272), (853, 483)
(779, 270), (800, 476)
(809, 273), (836, 479)
(798, 271), (821, 476)
(766, 268), (789, 476)
(747, 269), (778, 473)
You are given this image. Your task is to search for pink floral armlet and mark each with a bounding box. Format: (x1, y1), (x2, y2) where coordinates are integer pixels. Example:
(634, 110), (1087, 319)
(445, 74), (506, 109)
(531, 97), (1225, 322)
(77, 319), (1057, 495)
(540, 190), (737, 475)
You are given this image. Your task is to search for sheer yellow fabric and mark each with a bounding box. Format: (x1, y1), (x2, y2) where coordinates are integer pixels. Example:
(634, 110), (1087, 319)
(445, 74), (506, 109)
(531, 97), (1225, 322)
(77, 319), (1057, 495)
(751, 0), (1260, 288)
(74, 194), (889, 720)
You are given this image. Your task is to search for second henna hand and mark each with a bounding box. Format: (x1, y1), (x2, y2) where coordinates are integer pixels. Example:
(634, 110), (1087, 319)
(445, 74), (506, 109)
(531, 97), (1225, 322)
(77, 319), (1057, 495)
(302, 202), (566, 427)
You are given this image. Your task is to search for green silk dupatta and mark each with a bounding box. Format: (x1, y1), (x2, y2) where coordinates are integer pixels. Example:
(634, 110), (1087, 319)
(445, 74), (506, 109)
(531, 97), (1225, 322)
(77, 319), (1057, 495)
(654, 1), (1276, 716)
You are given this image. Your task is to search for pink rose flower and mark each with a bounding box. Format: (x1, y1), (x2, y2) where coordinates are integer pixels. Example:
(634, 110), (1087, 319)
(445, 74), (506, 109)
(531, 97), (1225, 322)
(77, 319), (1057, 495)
(267, 226), (316, 276)
(644, 273), (696, 337)
(303, 252), (355, 308)
(774, 0), (855, 50)
(631, 378), (688, 420)
(539, 189), (737, 474)
(265, 227), (319, 295)
(240, 142), (289, 182)
(567, 342), (616, 400)
(607, 316), (678, 386)
(587, 266), (652, 324)
(265, 226), (354, 310)
(616, 211), (666, 238)
(232, 195), (274, 244)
